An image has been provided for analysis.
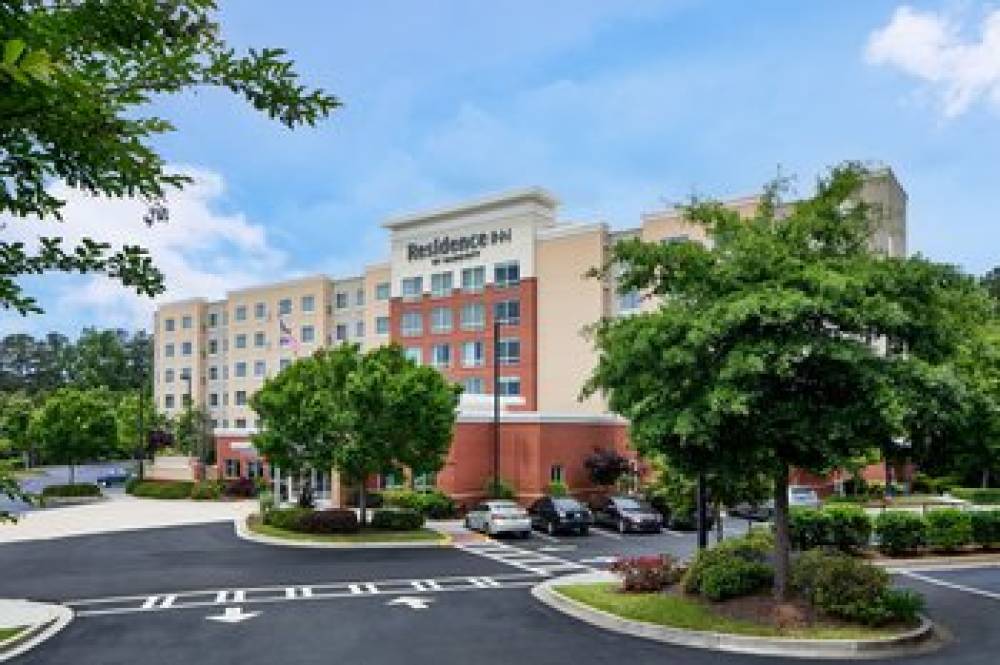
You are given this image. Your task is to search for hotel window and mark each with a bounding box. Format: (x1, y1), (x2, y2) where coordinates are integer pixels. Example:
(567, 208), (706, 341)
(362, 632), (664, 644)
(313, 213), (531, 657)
(208, 313), (219, 328)
(164, 394), (175, 409)
(222, 419), (229, 428)
(335, 292), (348, 309)
(375, 282), (391, 301)
(279, 358), (291, 371)
(494, 261), (520, 288)
(235, 305), (247, 321)
(494, 300), (520, 325)
(235, 391), (247, 406)
(335, 324), (347, 341)
(235, 362), (247, 378)
(210, 419), (218, 429)
(208, 366), (219, 381)
(355, 321), (365, 338)
(209, 393), (219, 407)
(404, 347), (422, 365)
(498, 376), (521, 396)
(254, 331), (266, 348)
(462, 376), (484, 395)
(460, 303), (485, 330)
(182, 315), (193, 329)
(375, 316), (390, 335)
(550, 465), (564, 483)
(235, 418), (247, 429)
(164, 318), (175, 332)
(413, 471), (437, 489)
(355, 288), (365, 306)
(430, 271), (453, 298)
(254, 302), (266, 320)
(401, 311), (423, 337)
(181, 341), (192, 356)
(165, 343), (175, 358)
(618, 289), (641, 312)
(165, 369), (175, 383)
(497, 338), (520, 365)
(461, 341), (484, 368)
(301, 325), (315, 343)
(301, 295), (315, 313)
(225, 459), (241, 478)
(180, 367), (191, 381)
(401, 276), (423, 300)
(430, 306), (453, 333)
(208, 339), (218, 355)
(247, 461), (264, 479)
(461, 266), (485, 293)
(254, 360), (266, 377)
(278, 298), (292, 315)
(430, 343), (451, 368)
(235, 334), (247, 349)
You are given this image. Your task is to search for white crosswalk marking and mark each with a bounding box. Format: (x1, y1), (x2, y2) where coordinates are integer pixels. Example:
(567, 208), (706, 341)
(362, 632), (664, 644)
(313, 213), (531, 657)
(233, 590), (245, 602)
(301, 587), (313, 598)
(348, 583), (379, 595)
(214, 591), (227, 603)
(285, 587), (296, 599)
(411, 579), (442, 592)
(468, 576), (500, 588)
(456, 541), (592, 576)
(160, 595), (176, 609)
(141, 596), (158, 609)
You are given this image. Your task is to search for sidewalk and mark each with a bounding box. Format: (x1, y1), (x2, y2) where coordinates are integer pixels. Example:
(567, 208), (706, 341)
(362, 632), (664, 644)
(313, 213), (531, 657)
(0, 493), (255, 544)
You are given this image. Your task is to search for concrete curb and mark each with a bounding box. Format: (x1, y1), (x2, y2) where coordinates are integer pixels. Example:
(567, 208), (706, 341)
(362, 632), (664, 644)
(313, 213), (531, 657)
(233, 516), (452, 549)
(0, 603), (73, 663)
(532, 574), (939, 660)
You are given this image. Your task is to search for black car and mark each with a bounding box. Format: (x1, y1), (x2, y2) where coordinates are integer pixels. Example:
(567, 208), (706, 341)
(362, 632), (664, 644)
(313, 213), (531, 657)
(528, 496), (592, 535)
(591, 495), (663, 533)
(95, 467), (132, 487)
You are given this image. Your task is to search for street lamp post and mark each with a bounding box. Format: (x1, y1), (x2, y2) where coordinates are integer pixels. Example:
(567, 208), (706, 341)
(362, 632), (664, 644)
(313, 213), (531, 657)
(493, 318), (501, 499)
(136, 353), (145, 480)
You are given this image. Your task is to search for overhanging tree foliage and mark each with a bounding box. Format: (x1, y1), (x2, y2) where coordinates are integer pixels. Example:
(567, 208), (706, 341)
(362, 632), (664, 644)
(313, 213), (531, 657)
(584, 163), (993, 598)
(1, 1), (339, 314)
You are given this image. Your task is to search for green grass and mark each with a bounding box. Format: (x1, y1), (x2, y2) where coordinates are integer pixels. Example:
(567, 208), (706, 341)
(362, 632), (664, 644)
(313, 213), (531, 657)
(0, 626), (25, 642)
(555, 584), (902, 640)
(248, 518), (445, 544)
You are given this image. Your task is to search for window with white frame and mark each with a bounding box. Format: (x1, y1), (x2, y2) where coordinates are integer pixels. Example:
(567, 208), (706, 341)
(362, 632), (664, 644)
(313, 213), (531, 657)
(279, 358), (291, 371)
(461, 341), (484, 368)
(460, 303), (485, 330)
(208, 339), (218, 355)
(235, 391), (247, 406)
(235, 334), (247, 349)
(335, 292), (348, 309)
(165, 343), (175, 357)
(335, 324), (347, 341)
(234, 362), (247, 378)
(430, 343), (451, 368)
(254, 331), (266, 348)
(253, 360), (266, 377)
(461, 266), (485, 292)
(181, 341), (192, 356)
(235, 417), (247, 429)
(430, 307), (452, 333)
(164, 318), (175, 332)
(375, 282), (390, 300)
(355, 320), (365, 338)
(404, 347), (422, 365)
(355, 288), (365, 306)
(494, 299), (520, 325)
(182, 315), (192, 329)
(278, 298), (292, 315)
(208, 366), (219, 380)
(235, 305), (247, 321)
(401, 311), (422, 336)
(494, 261), (520, 288)
(375, 316), (390, 335)
(498, 376), (521, 396)
(165, 394), (175, 409)
(165, 369), (175, 383)
(209, 393), (219, 407)
(461, 376), (485, 395)
(208, 312), (219, 328)
(413, 471), (437, 489)
(225, 459), (241, 477)
(401, 276), (423, 300)
(301, 325), (315, 343)
(254, 302), (266, 319)
(430, 271), (453, 297)
(301, 295), (315, 312)
(497, 338), (520, 365)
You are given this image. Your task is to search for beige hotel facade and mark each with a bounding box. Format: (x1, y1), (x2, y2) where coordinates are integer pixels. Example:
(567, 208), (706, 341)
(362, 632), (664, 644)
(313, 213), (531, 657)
(153, 168), (907, 505)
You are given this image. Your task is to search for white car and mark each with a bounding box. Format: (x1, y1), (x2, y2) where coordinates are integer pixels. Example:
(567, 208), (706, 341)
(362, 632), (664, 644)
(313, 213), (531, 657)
(464, 500), (532, 538)
(788, 486), (821, 509)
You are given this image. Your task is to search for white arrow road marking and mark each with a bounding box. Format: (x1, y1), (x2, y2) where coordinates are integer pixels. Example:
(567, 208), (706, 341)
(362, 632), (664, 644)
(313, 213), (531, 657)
(206, 607), (260, 624)
(388, 596), (434, 610)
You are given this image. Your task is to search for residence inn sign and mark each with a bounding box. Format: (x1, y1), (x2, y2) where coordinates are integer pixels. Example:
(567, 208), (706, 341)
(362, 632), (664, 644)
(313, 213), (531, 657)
(407, 228), (513, 265)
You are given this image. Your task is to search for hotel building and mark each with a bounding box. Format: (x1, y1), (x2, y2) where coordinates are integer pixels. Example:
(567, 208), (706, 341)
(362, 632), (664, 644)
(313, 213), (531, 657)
(152, 168), (907, 505)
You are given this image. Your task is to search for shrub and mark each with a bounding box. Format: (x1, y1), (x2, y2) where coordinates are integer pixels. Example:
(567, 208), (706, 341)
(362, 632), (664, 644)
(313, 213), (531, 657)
(41, 483), (101, 498)
(700, 559), (773, 601)
(788, 508), (832, 550)
(970, 510), (1000, 548)
(381, 489), (457, 519)
(483, 477), (515, 500)
(190, 481), (222, 500)
(298, 509), (360, 534)
(126, 480), (194, 499)
(824, 504), (872, 553)
(925, 509), (972, 552)
(824, 494), (867, 506)
(257, 489), (275, 516)
(548, 480), (568, 497)
(610, 555), (683, 593)
(223, 477), (258, 498)
(950, 488), (1000, 505)
(263, 506), (311, 531)
(370, 508), (425, 530)
(682, 531), (773, 597)
(874, 511), (926, 555)
(792, 550), (924, 626)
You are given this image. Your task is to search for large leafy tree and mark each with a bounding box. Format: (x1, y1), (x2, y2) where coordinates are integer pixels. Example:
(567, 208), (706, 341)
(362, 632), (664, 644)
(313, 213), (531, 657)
(0, 460), (33, 522)
(585, 164), (992, 597)
(252, 344), (460, 524)
(0, 389), (34, 459)
(28, 386), (116, 483)
(1, 1), (339, 314)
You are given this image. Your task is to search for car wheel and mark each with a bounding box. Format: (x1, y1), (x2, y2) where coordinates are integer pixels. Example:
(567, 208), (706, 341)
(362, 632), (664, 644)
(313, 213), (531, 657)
(547, 520), (557, 536)
(618, 518), (627, 534)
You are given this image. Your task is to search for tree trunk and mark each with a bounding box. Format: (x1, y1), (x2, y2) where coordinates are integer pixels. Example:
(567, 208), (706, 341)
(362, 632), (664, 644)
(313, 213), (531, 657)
(358, 482), (367, 527)
(772, 464), (791, 601)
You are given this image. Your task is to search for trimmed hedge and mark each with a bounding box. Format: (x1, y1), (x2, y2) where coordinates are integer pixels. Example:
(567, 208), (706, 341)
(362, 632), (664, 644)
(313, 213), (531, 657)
(682, 530), (773, 598)
(874, 511), (926, 555)
(925, 509), (972, 552)
(699, 558), (773, 601)
(789, 505), (871, 553)
(381, 489), (456, 519)
(789, 508), (833, 550)
(41, 483), (101, 498)
(370, 508), (424, 530)
(970, 510), (1000, 547)
(951, 488), (1000, 505)
(190, 481), (222, 500)
(263, 507), (360, 534)
(126, 479), (194, 499)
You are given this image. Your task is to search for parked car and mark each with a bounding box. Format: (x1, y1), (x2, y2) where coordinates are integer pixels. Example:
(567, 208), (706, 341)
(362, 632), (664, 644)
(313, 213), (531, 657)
(729, 500), (775, 522)
(464, 500), (531, 538)
(591, 495), (662, 533)
(95, 467), (132, 487)
(645, 489), (716, 531)
(788, 485), (821, 509)
(528, 496), (592, 535)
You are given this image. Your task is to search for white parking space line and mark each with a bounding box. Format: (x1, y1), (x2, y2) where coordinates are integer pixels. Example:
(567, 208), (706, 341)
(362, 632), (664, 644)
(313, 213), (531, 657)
(590, 528), (623, 541)
(664, 530), (688, 538)
(456, 541), (593, 576)
(532, 531), (561, 543)
(899, 571), (1000, 601)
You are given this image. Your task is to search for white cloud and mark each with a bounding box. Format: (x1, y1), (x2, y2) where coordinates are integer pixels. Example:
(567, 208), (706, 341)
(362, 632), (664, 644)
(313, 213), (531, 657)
(866, 5), (1000, 117)
(2, 166), (289, 331)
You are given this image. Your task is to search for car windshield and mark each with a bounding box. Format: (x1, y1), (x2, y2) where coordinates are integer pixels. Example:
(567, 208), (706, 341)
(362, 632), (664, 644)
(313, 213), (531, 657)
(553, 499), (582, 510)
(615, 498), (646, 511)
(490, 502), (522, 514)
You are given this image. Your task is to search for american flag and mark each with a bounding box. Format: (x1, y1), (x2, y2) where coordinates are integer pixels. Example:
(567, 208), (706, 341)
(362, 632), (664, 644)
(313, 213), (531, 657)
(279, 317), (300, 353)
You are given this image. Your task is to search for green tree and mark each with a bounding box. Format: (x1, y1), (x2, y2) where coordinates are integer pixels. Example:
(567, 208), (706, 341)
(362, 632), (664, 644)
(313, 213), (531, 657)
(114, 391), (163, 459)
(29, 387), (116, 483)
(585, 164), (990, 598)
(0, 459), (33, 522)
(252, 344), (460, 524)
(983, 267), (1000, 305)
(1, 1), (339, 315)
(172, 405), (212, 462)
(0, 390), (35, 461)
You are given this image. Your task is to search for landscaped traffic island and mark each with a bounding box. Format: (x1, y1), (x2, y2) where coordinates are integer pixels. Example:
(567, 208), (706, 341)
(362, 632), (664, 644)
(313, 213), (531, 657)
(244, 506), (447, 546)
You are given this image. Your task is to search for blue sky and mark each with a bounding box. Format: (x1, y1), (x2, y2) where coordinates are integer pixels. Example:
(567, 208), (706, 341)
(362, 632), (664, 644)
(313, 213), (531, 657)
(5, 0), (1000, 336)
